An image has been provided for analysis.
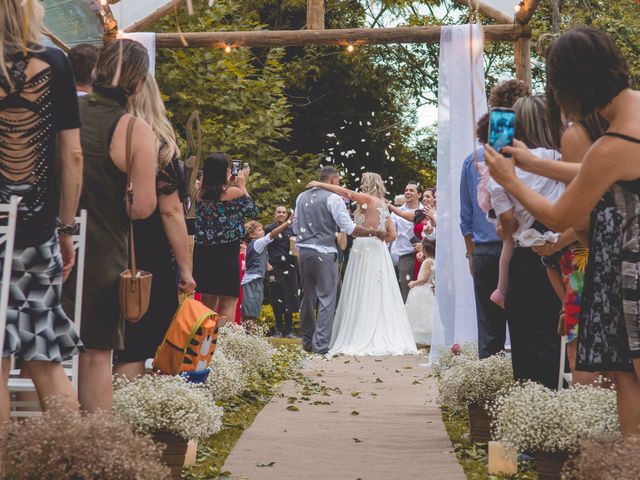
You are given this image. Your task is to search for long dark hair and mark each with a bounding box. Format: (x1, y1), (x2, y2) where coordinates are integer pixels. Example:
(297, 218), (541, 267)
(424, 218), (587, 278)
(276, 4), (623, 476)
(198, 152), (231, 202)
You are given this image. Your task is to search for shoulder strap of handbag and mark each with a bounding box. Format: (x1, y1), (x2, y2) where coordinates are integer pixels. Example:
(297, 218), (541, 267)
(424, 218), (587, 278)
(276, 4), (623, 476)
(125, 116), (138, 276)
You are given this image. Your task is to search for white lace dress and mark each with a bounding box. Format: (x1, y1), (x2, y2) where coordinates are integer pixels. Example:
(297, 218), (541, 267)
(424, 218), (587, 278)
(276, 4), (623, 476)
(329, 206), (418, 356)
(405, 259), (434, 345)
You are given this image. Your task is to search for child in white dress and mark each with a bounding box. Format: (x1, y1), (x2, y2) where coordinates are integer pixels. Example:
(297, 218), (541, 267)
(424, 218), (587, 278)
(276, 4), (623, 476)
(405, 238), (435, 346)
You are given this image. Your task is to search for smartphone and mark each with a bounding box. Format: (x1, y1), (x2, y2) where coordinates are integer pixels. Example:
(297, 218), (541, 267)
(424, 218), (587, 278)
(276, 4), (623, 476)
(488, 107), (515, 155)
(231, 160), (241, 176)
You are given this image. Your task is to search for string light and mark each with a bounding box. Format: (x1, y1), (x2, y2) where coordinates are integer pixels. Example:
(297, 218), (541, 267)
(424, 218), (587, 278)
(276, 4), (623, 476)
(224, 42), (232, 53)
(346, 41), (355, 53)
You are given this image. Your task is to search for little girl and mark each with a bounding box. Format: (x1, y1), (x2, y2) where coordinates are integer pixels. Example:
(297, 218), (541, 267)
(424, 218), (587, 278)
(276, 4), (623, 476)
(405, 238), (435, 346)
(241, 219), (291, 327)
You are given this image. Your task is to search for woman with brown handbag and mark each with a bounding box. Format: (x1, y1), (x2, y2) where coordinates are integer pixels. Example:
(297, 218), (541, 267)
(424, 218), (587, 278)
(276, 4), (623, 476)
(62, 40), (158, 413)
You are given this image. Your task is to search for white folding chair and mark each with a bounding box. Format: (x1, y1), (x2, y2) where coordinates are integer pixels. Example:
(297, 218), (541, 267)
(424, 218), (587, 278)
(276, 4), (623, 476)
(0, 196), (21, 376)
(558, 335), (573, 389)
(8, 210), (87, 416)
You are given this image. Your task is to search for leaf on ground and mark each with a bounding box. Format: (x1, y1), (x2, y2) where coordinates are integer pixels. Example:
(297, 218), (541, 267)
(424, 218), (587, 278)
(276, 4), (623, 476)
(256, 462), (276, 467)
(374, 359), (382, 362)
(351, 391), (361, 397)
(403, 366), (413, 369)
(344, 360), (350, 364)
(311, 401), (332, 405)
(286, 405), (300, 412)
(412, 380), (422, 385)
(353, 437), (364, 443)
(375, 377), (383, 383)
(351, 410), (360, 416)
(395, 369), (400, 373)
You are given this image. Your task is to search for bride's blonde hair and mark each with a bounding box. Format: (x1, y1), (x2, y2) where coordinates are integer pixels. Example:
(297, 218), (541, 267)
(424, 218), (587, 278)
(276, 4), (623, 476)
(0, 0), (44, 88)
(355, 172), (387, 219)
(129, 73), (180, 168)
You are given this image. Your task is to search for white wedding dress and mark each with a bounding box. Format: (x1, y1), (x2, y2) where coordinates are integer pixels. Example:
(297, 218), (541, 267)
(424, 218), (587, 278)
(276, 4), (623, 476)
(405, 259), (434, 345)
(329, 206), (418, 356)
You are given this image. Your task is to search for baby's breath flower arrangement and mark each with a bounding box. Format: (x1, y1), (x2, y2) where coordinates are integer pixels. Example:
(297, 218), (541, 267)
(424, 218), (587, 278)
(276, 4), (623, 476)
(563, 434), (640, 480)
(113, 375), (223, 441)
(1, 402), (170, 480)
(432, 342), (478, 378)
(491, 382), (619, 454)
(205, 351), (247, 400)
(216, 323), (276, 379)
(439, 353), (514, 407)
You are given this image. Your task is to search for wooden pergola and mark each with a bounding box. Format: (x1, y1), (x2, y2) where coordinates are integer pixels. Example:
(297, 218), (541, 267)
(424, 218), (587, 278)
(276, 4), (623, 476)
(99, 0), (539, 86)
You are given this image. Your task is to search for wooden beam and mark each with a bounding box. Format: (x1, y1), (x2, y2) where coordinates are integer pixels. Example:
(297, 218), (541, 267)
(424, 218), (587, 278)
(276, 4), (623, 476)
(155, 24), (526, 49)
(452, 0), (512, 24)
(42, 27), (69, 52)
(124, 0), (185, 33)
(515, 0), (540, 25)
(306, 0), (325, 30)
(514, 36), (531, 87)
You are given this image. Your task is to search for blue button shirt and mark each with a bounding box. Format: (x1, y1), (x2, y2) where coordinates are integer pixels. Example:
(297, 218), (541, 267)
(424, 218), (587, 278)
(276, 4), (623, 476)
(459, 149), (500, 244)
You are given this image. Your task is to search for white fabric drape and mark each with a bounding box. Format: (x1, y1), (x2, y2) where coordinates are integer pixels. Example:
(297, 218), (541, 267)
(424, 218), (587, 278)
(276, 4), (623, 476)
(429, 24), (488, 363)
(116, 32), (156, 76)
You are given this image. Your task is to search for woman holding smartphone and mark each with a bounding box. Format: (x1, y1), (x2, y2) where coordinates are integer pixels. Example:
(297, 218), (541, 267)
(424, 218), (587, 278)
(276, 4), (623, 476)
(193, 153), (257, 325)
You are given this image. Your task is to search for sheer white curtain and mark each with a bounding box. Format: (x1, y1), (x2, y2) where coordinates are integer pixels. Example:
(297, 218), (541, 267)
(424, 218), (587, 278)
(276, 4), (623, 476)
(117, 32), (156, 76)
(429, 24), (488, 363)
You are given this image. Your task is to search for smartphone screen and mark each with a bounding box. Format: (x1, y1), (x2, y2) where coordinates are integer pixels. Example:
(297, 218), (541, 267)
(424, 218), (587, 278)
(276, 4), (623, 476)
(231, 160), (241, 176)
(488, 108), (515, 154)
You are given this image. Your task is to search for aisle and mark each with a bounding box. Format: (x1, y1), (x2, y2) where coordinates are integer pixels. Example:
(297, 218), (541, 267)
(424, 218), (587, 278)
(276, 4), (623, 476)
(223, 354), (466, 480)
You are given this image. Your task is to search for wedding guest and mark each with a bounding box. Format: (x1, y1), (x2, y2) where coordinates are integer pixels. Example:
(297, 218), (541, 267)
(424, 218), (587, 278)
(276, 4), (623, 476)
(487, 28), (640, 428)
(68, 43), (97, 96)
(193, 154), (257, 325)
(459, 80), (528, 358)
(393, 194), (406, 207)
(266, 206), (300, 338)
(113, 73), (196, 380)
(390, 181), (423, 301)
(63, 39), (158, 412)
(0, 0), (84, 422)
(487, 94), (564, 390)
(242, 220), (291, 328)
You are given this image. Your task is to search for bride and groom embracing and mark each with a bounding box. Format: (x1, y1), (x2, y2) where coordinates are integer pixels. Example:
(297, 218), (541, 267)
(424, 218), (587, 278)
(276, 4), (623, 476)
(293, 166), (418, 356)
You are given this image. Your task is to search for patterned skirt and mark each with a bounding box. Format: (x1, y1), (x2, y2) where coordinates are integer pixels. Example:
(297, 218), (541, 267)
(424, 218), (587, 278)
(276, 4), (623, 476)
(2, 235), (84, 361)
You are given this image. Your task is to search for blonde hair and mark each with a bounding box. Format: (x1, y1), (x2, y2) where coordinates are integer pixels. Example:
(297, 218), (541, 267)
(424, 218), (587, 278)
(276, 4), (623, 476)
(129, 73), (180, 167)
(0, 0), (44, 88)
(244, 220), (263, 239)
(355, 172), (387, 219)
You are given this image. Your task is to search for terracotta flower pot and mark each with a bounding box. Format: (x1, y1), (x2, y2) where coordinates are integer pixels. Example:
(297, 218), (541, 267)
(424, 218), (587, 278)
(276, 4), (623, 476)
(468, 403), (492, 442)
(153, 431), (190, 479)
(534, 451), (569, 480)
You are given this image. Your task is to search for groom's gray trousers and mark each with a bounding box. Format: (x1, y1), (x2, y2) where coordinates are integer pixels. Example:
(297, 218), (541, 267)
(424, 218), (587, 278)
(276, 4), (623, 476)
(298, 248), (338, 353)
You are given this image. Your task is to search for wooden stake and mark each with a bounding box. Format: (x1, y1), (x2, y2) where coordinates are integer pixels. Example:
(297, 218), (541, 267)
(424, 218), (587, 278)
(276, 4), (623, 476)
(306, 0), (325, 30)
(515, 0), (541, 25)
(155, 24), (524, 49)
(514, 36), (532, 87)
(452, 0), (512, 24)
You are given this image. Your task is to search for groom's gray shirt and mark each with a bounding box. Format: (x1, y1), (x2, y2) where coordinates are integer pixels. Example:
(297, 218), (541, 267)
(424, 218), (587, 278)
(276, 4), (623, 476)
(293, 188), (356, 253)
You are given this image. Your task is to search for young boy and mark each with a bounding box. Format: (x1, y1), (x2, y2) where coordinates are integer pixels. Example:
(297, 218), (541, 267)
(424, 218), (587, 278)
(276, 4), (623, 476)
(241, 218), (291, 328)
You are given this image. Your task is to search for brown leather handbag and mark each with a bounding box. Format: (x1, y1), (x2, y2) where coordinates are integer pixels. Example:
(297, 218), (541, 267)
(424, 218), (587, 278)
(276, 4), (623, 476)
(119, 117), (153, 323)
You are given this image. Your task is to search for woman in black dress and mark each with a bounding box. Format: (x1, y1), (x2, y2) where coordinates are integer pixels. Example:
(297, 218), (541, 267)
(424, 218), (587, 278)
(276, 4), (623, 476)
(486, 27), (640, 435)
(114, 74), (195, 379)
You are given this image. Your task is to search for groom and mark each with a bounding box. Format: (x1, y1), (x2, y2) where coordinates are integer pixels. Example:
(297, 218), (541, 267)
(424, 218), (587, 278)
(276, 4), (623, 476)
(293, 166), (387, 354)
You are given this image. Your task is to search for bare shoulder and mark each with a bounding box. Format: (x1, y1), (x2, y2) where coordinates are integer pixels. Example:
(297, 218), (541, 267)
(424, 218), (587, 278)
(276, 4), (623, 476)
(221, 186), (245, 201)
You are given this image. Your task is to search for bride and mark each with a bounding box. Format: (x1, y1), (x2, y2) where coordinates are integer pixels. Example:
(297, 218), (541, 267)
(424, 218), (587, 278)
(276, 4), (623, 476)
(307, 172), (418, 356)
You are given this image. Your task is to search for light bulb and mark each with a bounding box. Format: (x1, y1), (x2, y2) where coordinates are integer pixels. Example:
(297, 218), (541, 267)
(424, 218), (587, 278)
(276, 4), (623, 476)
(224, 44), (232, 53)
(346, 43), (354, 53)
(514, 3), (521, 12)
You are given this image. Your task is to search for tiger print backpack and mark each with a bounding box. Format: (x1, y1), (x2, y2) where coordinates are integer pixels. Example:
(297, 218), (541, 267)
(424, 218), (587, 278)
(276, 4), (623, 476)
(153, 297), (220, 375)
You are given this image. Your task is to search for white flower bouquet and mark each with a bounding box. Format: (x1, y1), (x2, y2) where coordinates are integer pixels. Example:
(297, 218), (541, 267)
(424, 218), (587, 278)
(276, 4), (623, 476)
(216, 323), (275, 379)
(439, 353), (514, 407)
(204, 351), (248, 400)
(113, 375), (223, 441)
(491, 382), (619, 454)
(432, 342), (479, 378)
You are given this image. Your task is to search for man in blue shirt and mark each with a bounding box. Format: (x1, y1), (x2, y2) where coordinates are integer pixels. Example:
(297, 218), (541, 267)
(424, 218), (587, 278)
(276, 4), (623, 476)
(459, 143), (506, 359)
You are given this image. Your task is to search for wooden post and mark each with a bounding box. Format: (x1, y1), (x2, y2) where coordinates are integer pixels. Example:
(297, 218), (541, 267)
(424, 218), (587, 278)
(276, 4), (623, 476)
(306, 0), (325, 30)
(515, 0), (541, 25)
(514, 35), (531, 87)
